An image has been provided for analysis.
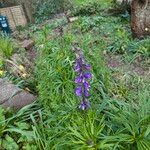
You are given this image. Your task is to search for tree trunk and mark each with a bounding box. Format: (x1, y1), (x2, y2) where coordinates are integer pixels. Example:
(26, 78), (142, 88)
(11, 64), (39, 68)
(131, 0), (150, 38)
(22, 0), (34, 23)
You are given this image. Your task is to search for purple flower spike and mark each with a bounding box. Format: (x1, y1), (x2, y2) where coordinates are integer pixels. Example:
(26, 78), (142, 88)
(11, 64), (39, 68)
(75, 86), (82, 96)
(84, 72), (92, 79)
(72, 45), (92, 111)
(79, 100), (90, 110)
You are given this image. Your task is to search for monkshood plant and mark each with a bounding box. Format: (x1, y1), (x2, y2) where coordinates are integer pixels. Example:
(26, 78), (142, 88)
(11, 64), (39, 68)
(72, 44), (92, 110)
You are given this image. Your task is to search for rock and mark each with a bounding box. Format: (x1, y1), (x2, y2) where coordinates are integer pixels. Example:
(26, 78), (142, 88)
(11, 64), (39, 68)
(22, 39), (34, 50)
(0, 79), (36, 110)
(69, 17), (78, 22)
(116, 0), (132, 5)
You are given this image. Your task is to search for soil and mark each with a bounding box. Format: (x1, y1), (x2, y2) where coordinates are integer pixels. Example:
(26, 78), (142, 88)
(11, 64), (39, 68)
(105, 54), (150, 77)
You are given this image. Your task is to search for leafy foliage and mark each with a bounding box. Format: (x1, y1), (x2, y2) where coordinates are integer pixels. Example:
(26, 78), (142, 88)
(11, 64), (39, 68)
(33, 20), (150, 149)
(0, 103), (40, 149)
(33, 0), (72, 23)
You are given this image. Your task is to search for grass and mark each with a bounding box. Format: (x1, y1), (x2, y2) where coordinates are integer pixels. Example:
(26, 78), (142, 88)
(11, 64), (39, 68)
(0, 0), (150, 149)
(0, 34), (14, 58)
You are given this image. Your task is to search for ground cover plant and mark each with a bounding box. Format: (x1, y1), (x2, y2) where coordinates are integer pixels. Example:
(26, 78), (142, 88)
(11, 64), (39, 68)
(0, 0), (150, 149)
(33, 23), (150, 149)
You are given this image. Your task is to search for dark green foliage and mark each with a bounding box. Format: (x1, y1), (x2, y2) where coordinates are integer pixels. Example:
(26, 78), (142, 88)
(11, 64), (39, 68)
(72, 0), (112, 17)
(73, 2), (103, 16)
(33, 0), (72, 23)
(34, 0), (62, 23)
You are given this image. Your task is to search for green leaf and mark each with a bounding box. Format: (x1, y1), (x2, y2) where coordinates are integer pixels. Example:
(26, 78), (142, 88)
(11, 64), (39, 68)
(144, 123), (150, 137)
(15, 122), (30, 130)
(2, 135), (19, 150)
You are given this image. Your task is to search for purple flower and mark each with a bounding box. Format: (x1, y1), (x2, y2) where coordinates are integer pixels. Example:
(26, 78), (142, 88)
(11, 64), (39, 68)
(74, 60), (81, 72)
(74, 64), (80, 72)
(83, 81), (90, 90)
(75, 86), (82, 96)
(84, 72), (92, 79)
(84, 89), (90, 97)
(79, 100), (90, 110)
(84, 64), (91, 70)
(75, 75), (83, 83)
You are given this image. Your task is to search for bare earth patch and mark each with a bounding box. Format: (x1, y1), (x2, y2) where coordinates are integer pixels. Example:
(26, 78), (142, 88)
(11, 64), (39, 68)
(105, 54), (150, 78)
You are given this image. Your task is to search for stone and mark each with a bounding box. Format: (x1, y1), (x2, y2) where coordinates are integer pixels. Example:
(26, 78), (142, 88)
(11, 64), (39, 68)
(69, 17), (78, 22)
(22, 39), (34, 50)
(0, 79), (36, 110)
(116, 0), (132, 5)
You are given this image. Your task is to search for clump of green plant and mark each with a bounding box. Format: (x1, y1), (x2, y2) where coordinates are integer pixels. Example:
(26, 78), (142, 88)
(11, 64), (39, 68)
(73, 2), (102, 16)
(33, 0), (72, 23)
(107, 27), (131, 54)
(19, 90), (150, 149)
(107, 89), (150, 149)
(35, 33), (76, 110)
(35, 25), (112, 109)
(33, 20), (150, 149)
(138, 44), (150, 57)
(72, 0), (112, 16)
(76, 16), (107, 32)
(0, 103), (40, 149)
(0, 35), (14, 58)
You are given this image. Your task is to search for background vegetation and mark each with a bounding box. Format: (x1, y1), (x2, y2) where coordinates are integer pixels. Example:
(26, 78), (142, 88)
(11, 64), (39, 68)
(0, 0), (150, 149)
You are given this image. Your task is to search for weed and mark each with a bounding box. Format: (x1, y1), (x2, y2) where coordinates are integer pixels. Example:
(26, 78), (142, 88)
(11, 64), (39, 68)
(0, 34), (14, 58)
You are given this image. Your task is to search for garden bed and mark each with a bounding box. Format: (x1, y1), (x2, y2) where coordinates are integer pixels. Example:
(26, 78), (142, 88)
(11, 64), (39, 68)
(0, 0), (150, 149)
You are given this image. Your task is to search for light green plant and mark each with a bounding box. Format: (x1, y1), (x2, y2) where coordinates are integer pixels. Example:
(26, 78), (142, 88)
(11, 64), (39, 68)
(0, 103), (40, 149)
(105, 90), (150, 150)
(0, 35), (14, 58)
